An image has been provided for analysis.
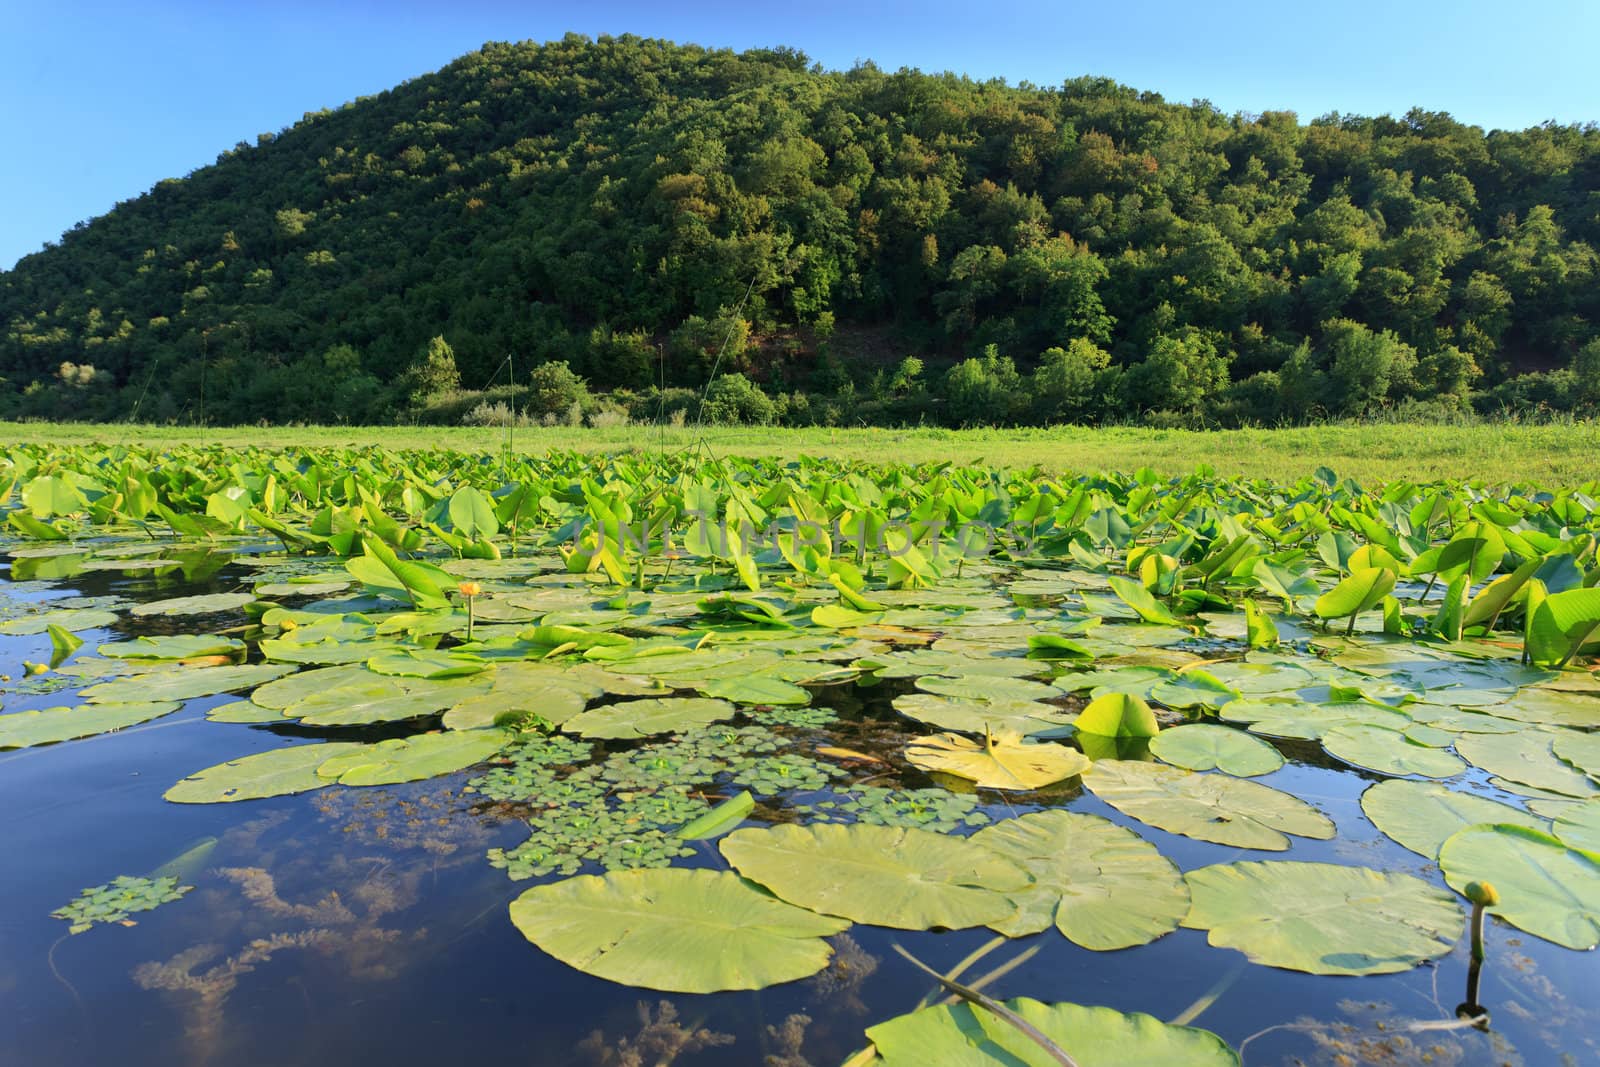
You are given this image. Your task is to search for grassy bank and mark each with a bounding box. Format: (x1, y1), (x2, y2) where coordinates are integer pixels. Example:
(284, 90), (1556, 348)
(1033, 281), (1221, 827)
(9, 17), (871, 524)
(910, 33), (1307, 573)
(6, 420), (1597, 485)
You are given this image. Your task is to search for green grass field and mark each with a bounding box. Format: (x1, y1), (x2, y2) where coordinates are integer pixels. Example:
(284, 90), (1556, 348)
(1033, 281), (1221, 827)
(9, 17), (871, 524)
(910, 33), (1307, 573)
(6, 420), (1597, 485)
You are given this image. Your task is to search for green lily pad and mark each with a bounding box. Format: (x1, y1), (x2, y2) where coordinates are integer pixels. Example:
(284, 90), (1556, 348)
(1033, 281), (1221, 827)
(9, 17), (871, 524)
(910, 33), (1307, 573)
(0, 701), (179, 748)
(1457, 730), (1600, 799)
(206, 700), (288, 723)
(130, 592), (255, 616)
(1083, 760), (1334, 850)
(915, 674), (1063, 703)
(283, 675), (489, 727)
(1482, 688), (1600, 728)
(246, 664), (375, 709)
(972, 811), (1188, 949)
(720, 822), (1029, 930)
(1321, 724), (1466, 778)
(165, 742), (367, 803)
(367, 649), (489, 679)
(1552, 803), (1600, 853)
(1439, 824), (1600, 950)
(508, 868), (848, 992)
(563, 697), (736, 739)
(79, 663), (294, 704)
(0, 608), (120, 635)
(98, 635), (245, 660)
(905, 729), (1090, 790)
(862, 998), (1239, 1066)
(1553, 731), (1600, 782)
(698, 674), (812, 705)
(1182, 860), (1462, 975)
(1149, 724), (1284, 777)
(313, 730), (508, 786)
(1072, 691), (1160, 738)
(892, 693), (1075, 738)
(1359, 779), (1546, 859)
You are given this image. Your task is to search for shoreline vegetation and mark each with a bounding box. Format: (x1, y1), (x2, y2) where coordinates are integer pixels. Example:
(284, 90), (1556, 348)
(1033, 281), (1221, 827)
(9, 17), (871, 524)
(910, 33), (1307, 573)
(11, 420), (1598, 485)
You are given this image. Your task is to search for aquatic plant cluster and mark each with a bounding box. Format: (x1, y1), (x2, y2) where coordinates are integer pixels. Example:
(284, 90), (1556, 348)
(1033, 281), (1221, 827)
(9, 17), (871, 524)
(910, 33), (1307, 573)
(2, 442), (1598, 1063)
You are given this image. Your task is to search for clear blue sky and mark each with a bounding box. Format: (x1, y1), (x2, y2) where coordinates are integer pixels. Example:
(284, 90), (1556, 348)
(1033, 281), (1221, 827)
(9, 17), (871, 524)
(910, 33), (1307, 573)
(4, 0), (1597, 270)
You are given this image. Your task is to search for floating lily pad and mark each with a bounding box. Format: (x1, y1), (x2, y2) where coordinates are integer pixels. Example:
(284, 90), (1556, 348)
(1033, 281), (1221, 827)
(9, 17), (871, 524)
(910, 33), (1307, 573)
(1083, 760), (1334, 850)
(1321, 724), (1466, 778)
(1149, 724), (1283, 777)
(165, 742), (367, 803)
(561, 697), (736, 740)
(915, 674), (1063, 703)
(1439, 824), (1600, 950)
(0, 701), (179, 748)
(1359, 779), (1546, 859)
(698, 674), (812, 705)
(130, 592), (255, 617)
(98, 635), (245, 660)
(892, 693), (1074, 738)
(1552, 803), (1600, 853)
(508, 868), (848, 992)
(720, 822), (1029, 930)
(283, 675), (489, 727)
(1457, 730), (1600, 799)
(206, 700), (288, 723)
(79, 663), (294, 704)
(1553, 731), (1600, 782)
(1072, 691), (1160, 738)
(0, 608), (120, 635)
(905, 729), (1090, 790)
(313, 730), (508, 786)
(861, 998), (1239, 1066)
(367, 649), (488, 679)
(973, 811), (1188, 949)
(1182, 860), (1461, 975)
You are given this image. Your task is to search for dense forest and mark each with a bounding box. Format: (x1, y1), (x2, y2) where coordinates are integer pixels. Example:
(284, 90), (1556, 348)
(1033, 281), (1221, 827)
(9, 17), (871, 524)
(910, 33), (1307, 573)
(3, 34), (1599, 427)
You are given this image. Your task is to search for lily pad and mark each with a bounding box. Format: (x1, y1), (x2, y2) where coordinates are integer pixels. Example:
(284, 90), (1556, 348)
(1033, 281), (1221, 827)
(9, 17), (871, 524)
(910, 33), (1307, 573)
(973, 811), (1188, 949)
(720, 822), (1029, 930)
(1438, 824), (1600, 950)
(284, 675), (489, 727)
(0, 701), (179, 748)
(0, 608), (120, 635)
(165, 742), (367, 803)
(906, 729), (1090, 790)
(1083, 760), (1334, 850)
(130, 592), (255, 617)
(98, 635), (245, 660)
(892, 693), (1075, 738)
(563, 698), (737, 740)
(1359, 779), (1546, 859)
(1182, 860), (1461, 975)
(79, 663), (294, 704)
(507, 868), (848, 992)
(1457, 731), (1600, 799)
(313, 730), (508, 786)
(861, 998), (1239, 1066)
(1321, 724), (1466, 778)
(1072, 691), (1160, 738)
(1553, 730), (1600, 782)
(1552, 803), (1600, 853)
(698, 674), (812, 706)
(1149, 724), (1283, 777)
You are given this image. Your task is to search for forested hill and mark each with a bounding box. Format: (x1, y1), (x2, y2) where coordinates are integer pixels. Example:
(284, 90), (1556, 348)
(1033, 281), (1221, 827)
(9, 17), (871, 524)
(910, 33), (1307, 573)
(4, 33), (1599, 426)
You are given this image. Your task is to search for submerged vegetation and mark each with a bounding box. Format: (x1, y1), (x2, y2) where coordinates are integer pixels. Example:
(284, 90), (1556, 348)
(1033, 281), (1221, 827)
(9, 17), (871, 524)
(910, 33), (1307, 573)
(2, 439), (1598, 1063)
(4, 35), (1600, 427)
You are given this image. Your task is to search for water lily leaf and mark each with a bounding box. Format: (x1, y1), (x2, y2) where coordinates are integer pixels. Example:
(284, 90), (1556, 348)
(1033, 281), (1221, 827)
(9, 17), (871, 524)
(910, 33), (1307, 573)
(442, 683), (589, 731)
(1149, 724), (1283, 777)
(314, 730), (507, 786)
(367, 649), (488, 679)
(1552, 803), (1600, 853)
(973, 811), (1188, 949)
(1359, 779), (1546, 859)
(1148, 670), (1240, 710)
(1184, 860), (1461, 975)
(906, 728), (1090, 790)
(0, 608), (120, 635)
(285, 675), (488, 727)
(130, 592), (255, 617)
(99, 635), (245, 660)
(698, 674), (812, 705)
(1220, 697), (1412, 741)
(1083, 760), (1334, 850)
(862, 998), (1239, 1066)
(1321, 724), (1466, 778)
(0, 701), (180, 748)
(892, 693), (1075, 738)
(207, 700), (288, 723)
(915, 675), (1063, 703)
(1107, 576), (1184, 626)
(1314, 567), (1397, 622)
(720, 822), (1028, 930)
(1480, 688), (1600, 728)
(1072, 692), (1159, 738)
(1457, 730), (1600, 799)
(165, 742), (367, 803)
(248, 664), (372, 708)
(79, 663), (294, 704)
(508, 868), (847, 992)
(1552, 730), (1600, 781)
(1439, 824), (1600, 950)
(563, 697), (736, 739)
